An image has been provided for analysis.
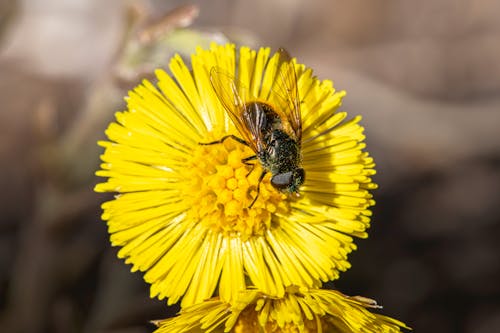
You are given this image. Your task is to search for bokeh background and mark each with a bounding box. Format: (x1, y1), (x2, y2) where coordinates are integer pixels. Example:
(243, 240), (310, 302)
(1, 0), (499, 332)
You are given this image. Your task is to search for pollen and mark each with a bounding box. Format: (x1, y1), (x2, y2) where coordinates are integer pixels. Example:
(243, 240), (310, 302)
(181, 134), (289, 240)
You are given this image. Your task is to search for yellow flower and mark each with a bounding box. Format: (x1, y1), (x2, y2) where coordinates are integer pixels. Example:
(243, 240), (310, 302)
(152, 288), (409, 333)
(95, 43), (376, 307)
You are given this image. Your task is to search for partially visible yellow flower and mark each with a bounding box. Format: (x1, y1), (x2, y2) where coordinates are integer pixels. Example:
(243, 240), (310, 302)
(152, 288), (409, 333)
(95, 43), (376, 307)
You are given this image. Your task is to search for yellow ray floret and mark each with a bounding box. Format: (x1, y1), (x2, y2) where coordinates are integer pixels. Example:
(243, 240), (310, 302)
(152, 288), (410, 333)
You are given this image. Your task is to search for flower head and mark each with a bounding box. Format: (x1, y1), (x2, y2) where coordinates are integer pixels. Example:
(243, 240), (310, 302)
(152, 288), (409, 333)
(95, 43), (376, 307)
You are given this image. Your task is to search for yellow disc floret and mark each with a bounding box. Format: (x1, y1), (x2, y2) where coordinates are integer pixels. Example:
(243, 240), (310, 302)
(181, 133), (289, 240)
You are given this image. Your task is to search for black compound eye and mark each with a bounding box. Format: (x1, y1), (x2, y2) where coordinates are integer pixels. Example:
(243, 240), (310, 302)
(271, 171), (293, 189)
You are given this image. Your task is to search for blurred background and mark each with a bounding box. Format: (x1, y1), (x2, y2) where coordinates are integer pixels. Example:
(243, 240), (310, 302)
(1, 0), (499, 332)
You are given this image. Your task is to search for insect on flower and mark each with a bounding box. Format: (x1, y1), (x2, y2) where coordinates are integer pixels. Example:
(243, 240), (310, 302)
(200, 48), (305, 208)
(96, 43), (378, 307)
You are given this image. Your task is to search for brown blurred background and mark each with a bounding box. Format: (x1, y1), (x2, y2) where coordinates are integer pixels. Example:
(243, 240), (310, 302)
(1, 0), (499, 332)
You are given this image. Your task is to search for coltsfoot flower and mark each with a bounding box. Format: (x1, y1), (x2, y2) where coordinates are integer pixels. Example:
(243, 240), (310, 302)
(152, 288), (409, 332)
(95, 43), (376, 307)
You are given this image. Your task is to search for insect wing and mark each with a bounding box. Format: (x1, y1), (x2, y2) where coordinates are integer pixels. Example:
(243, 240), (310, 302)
(273, 48), (302, 144)
(210, 67), (261, 153)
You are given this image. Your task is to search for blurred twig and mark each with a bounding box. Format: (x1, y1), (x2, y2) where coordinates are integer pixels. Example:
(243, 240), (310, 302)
(137, 4), (200, 44)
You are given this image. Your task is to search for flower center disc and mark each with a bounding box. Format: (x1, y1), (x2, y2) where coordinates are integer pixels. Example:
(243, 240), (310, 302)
(182, 134), (289, 239)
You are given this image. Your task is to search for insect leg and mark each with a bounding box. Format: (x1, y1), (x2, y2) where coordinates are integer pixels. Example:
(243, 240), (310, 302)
(249, 170), (267, 209)
(198, 135), (249, 146)
(242, 155), (258, 176)
(242, 155), (257, 165)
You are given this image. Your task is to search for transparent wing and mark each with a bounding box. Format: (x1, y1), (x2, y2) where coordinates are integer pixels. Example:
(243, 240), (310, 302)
(272, 48), (302, 144)
(210, 67), (263, 153)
